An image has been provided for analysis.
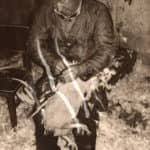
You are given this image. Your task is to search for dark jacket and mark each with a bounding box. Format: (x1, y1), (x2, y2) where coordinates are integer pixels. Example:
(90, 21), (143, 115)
(26, 0), (116, 81)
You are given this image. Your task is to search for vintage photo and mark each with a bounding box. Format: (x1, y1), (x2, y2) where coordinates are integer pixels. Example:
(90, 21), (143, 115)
(0, 0), (149, 150)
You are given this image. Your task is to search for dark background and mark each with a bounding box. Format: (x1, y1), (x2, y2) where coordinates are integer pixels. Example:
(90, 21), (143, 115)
(0, 0), (44, 50)
(0, 0), (44, 25)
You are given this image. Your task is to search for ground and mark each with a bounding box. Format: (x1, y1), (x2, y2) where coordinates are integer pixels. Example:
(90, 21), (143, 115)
(0, 59), (150, 150)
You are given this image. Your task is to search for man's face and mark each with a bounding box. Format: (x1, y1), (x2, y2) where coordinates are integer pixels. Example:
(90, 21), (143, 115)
(54, 0), (81, 18)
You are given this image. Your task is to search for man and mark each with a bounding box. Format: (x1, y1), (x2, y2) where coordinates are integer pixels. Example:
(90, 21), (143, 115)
(23, 0), (116, 149)
(26, 0), (116, 84)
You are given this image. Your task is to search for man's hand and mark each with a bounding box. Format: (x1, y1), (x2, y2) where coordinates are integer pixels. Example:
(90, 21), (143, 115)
(59, 65), (79, 83)
(16, 85), (35, 106)
(55, 60), (66, 76)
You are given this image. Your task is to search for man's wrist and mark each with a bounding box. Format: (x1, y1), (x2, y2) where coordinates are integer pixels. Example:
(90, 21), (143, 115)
(76, 64), (89, 81)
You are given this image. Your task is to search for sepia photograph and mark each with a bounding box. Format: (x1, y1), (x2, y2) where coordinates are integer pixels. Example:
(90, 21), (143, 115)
(0, 0), (150, 150)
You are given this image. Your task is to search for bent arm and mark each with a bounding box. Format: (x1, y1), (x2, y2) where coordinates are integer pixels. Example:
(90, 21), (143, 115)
(25, 6), (59, 73)
(78, 6), (116, 81)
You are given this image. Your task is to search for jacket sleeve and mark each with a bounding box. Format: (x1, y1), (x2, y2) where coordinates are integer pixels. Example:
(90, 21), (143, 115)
(25, 5), (59, 72)
(78, 6), (116, 81)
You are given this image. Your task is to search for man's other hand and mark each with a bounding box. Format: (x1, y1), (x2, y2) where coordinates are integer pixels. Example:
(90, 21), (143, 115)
(16, 86), (35, 106)
(59, 65), (79, 83)
(55, 60), (66, 76)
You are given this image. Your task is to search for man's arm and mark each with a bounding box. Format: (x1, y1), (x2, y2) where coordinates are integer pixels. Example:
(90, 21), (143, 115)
(25, 5), (62, 74)
(78, 5), (116, 81)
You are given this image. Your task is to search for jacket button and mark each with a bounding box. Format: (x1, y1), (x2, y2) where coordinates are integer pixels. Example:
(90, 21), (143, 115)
(67, 42), (71, 46)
